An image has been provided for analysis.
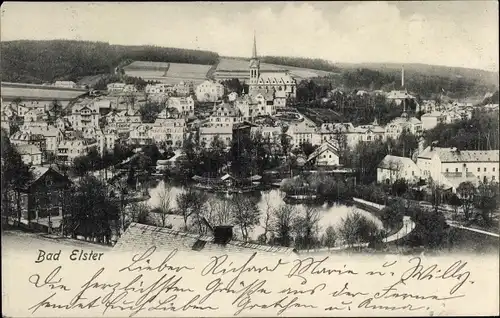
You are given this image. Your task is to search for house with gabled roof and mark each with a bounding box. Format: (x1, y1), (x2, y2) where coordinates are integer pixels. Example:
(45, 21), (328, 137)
(377, 155), (421, 185)
(306, 140), (340, 167)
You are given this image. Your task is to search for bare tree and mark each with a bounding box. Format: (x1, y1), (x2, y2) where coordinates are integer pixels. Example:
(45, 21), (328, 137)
(428, 178), (445, 213)
(457, 181), (476, 220)
(205, 197), (232, 227)
(258, 192), (274, 244)
(293, 205), (321, 250)
(270, 204), (298, 247)
(127, 202), (150, 227)
(154, 182), (172, 227)
(176, 188), (207, 232)
(322, 225), (337, 250)
(230, 194), (260, 242)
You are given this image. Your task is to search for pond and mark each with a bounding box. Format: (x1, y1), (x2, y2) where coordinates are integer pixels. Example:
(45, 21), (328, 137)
(146, 181), (382, 241)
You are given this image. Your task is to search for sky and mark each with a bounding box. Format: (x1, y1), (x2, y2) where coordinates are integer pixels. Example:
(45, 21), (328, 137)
(1, 1), (498, 72)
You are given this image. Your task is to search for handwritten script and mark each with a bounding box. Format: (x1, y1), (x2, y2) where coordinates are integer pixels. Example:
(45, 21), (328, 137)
(9, 246), (496, 317)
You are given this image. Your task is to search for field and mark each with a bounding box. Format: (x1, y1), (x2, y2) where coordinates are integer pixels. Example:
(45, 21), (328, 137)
(297, 107), (343, 125)
(123, 61), (210, 84)
(215, 58), (333, 81)
(1, 82), (88, 101)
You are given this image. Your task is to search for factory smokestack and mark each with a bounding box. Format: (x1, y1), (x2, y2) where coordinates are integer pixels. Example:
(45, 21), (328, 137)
(401, 66), (405, 89)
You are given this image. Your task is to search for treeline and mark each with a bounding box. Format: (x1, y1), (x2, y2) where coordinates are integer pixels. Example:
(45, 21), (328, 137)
(317, 68), (497, 99)
(260, 56), (340, 73)
(423, 109), (499, 150)
(1, 40), (219, 83)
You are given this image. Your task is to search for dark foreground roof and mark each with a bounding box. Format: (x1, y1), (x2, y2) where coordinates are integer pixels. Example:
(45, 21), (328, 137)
(114, 223), (297, 255)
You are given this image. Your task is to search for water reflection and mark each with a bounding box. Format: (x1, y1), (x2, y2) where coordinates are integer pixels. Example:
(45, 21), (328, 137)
(147, 180), (382, 240)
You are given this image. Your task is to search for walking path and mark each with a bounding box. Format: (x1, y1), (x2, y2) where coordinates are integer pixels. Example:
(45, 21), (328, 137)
(447, 220), (500, 238)
(299, 198), (416, 253)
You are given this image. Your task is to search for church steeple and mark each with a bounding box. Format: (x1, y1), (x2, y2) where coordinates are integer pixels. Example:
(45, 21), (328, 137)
(249, 31), (260, 85)
(252, 31), (257, 59)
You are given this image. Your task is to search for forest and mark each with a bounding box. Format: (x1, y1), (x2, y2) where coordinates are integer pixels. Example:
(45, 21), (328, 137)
(259, 56), (340, 73)
(1, 40), (219, 83)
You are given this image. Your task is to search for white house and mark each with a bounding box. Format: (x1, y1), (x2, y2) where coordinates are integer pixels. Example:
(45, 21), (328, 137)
(306, 141), (340, 167)
(417, 146), (500, 190)
(250, 125), (281, 144)
(287, 121), (317, 147)
(421, 111), (446, 130)
(54, 81), (77, 88)
(377, 155), (421, 184)
(14, 144), (43, 166)
(199, 126), (233, 149)
(167, 96), (195, 116)
(385, 113), (422, 139)
(196, 80), (225, 103)
(18, 125), (64, 153)
(69, 103), (100, 129)
(209, 103), (242, 128)
(57, 138), (97, 163)
(107, 83), (126, 93)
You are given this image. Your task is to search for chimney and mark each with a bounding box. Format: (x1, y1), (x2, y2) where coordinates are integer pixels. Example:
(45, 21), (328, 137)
(213, 225), (233, 245)
(401, 66), (405, 88)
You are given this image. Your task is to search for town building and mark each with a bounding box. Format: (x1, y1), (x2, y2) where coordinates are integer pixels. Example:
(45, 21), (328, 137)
(167, 96), (195, 117)
(385, 113), (422, 139)
(173, 81), (194, 97)
(209, 103), (242, 128)
(306, 141), (340, 167)
(68, 103), (100, 130)
(417, 146), (500, 191)
(195, 80), (225, 103)
(16, 125), (63, 153)
(145, 83), (175, 95)
(54, 81), (77, 88)
(150, 118), (186, 148)
(13, 166), (72, 229)
(287, 121), (317, 147)
(250, 125), (281, 144)
(421, 111), (446, 130)
(350, 122), (386, 147)
(14, 144), (43, 166)
(129, 124), (154, 145)
(377, 155), (421, 185)
(199, 126), (233, 149)
(107, 82), (126, 93)
(57, 138), (97, 163)
(247, 34), (297, 99)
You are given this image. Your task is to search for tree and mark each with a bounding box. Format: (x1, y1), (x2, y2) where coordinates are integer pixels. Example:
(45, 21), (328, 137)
(126, 202), (150, 227)
(392, 178), (408, 196)
(230, 194), (260, 242)
(205, 197), (233, 227)
(280, 126), (292, 157)
(428, 179), (445, 213)
(475, 181), (498, 224)
(300, 142), (316, 157)
(1, 130), (33, 226)
(154, 182), (173, 227)
(258, 192), (274, 244)
(448, 193), (462, 221)
(176, 189), (207, 231)
(322, 225), (337, 250)
(270, 204), (298, 247)
(139, 101), (164, 123)
(293, 206), (321, 250)
(64, 175), (119, 244)
(457, 181), (476, 220)
(337, 211), (382, 248)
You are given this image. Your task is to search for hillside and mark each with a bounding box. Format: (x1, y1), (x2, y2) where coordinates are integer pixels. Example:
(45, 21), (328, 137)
(316, 63), (499, 99)
(0, 40), (219, 84)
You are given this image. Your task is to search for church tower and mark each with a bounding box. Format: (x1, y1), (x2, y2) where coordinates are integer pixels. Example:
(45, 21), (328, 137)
(249, 32), (260, 85)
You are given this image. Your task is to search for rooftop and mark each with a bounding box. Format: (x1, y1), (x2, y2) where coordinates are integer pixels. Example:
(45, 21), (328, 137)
(114, 222), (297, 255)
(378, 155), (417, 170)
(418, 146), (499, 163)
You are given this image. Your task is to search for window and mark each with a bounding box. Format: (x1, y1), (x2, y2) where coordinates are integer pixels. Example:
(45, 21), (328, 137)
(478, 167), (481, 172)
(446, 168), (449, 172)
(494, 167), (496, 172)
(455, 168), (458, 172)
(412, 171), (415, 176)
(484, 167), (487, 172)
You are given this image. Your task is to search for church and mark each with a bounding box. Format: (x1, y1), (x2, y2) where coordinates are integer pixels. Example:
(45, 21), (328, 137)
(248, 34), (297, 99)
